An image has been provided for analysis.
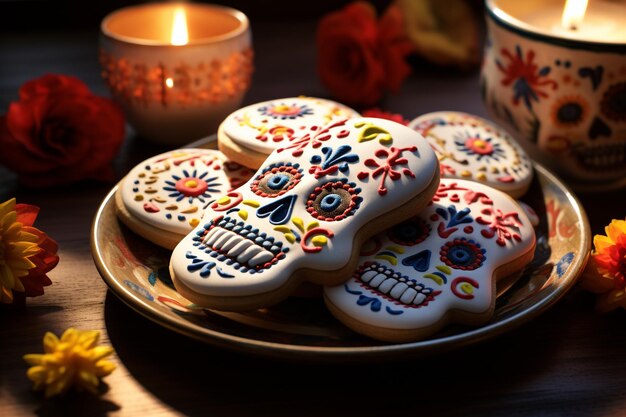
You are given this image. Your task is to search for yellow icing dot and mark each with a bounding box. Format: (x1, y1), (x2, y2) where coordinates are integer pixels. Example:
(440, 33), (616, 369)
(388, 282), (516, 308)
(476, 173), (487, 181)
(491, 166), (500, 173)
(311, 236), (328, 247)
(423, 273), (444, 286)
(243, 200), (260, 208)
(460, 283), (475, 295)
(306, 221), (319, 232)
(134, 195), (144, 201)
(217, 196), (231, 205)
(285, 233), (296, 244)
(460, 170), (472, 178)
(238, 209), (248, 221)
(184, 180), (198, 188)
(375, 254), (397, 265)
(473, 139), (487, 149)
(292, 217), (305, 233)
(189, 218), (200, 227)
(436, 265), (452, 274)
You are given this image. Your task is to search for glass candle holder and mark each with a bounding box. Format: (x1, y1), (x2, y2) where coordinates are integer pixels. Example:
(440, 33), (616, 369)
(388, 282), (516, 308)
(100, 2), (253, 145)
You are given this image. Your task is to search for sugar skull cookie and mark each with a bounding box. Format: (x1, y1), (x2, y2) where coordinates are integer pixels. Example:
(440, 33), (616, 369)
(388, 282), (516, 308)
(409, 111), (533, 197)
(324, 178), (536, 342)
(115, 149), (253, 249)
(217, 96), (360, 169)
(170, 117), (440, 311)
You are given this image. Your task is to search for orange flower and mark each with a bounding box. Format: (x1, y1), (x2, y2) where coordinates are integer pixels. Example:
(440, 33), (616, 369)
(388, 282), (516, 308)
(0, 198), (58, 304)
(581, 218), (626, 311)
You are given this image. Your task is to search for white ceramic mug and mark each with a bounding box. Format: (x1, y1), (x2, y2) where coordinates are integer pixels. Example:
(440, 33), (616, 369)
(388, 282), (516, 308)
(481, 0), (626, 189)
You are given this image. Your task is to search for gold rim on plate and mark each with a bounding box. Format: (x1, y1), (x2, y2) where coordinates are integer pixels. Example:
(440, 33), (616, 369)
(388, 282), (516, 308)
(91, 162), (590, 360)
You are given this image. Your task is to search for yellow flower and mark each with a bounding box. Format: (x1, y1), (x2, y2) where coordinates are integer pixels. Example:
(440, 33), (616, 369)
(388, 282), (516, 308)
(581, 218), (626, 311)
(0, 198), (40, 303)
(23, 328), (116, 397)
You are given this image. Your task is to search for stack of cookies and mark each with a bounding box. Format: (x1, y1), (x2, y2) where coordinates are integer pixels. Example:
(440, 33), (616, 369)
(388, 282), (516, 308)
(115, 97), (537, 343)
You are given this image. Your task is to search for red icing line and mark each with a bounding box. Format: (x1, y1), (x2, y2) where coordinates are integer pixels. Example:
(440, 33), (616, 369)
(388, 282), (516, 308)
(301, 228), (334, 253)
(497, 176), (515, 183)
(143, 202), (160, 213)
(437, 222), (457, 238)
(451, 277), (479, 300)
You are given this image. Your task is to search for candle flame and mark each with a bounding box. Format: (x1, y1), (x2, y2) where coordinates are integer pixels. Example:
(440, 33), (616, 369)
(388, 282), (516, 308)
(170, 7), (188, 45)
(165, 78), (174, 88)
(561, 0), (589, 31)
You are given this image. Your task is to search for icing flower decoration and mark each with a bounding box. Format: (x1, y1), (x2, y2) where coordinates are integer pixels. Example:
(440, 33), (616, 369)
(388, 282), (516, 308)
(23, 328), (116, 397)
(362, 108), (410, 125)
(393, 0), (481, 70)
(0, 74), (125, 187)
(316, 1), (415, 106)
(0, 198), (58, 304)
(581, 218), (626, 312)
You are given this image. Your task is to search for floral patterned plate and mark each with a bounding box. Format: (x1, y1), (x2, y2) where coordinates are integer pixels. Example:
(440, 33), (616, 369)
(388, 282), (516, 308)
(92, 144), (590, 360)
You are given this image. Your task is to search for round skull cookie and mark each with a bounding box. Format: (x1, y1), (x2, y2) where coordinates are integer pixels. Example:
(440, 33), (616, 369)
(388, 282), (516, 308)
(170, 117), (440, 311)
(409, 111), (533, 198)
(115, 149), (253, 250)
(217, 96), (360, 169)
(324, 178), (536, 343)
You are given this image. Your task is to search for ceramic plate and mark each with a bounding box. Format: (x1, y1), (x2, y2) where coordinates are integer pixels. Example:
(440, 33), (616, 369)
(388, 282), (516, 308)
(92, 142), (590, 360)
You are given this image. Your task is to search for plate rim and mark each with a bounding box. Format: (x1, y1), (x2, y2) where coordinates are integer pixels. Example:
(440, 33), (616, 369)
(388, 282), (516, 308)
(91, 162), (591, 359)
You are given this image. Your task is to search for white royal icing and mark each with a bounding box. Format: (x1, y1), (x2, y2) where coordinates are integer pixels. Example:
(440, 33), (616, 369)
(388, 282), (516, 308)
(324, 179), (536, 332)
(409, 111), (533, 195)
(120, 149), (253, 237)
(221, 96), (360, 154)
(170, 117), (439, 297)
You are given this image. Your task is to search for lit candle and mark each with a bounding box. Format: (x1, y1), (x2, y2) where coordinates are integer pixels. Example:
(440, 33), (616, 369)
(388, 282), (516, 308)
(494, 0), (626, 42)
(482, 0), (626, 186)
(99, 2), (254, 144)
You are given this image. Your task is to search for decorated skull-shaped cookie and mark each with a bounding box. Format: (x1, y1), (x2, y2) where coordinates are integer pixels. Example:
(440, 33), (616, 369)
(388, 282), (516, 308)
(117, 148), (253, 248)
(324, 178), (536, 342)
(409, 112), (533, 197)
(170, 117), (439, 310)
(222, 96), (360, 154)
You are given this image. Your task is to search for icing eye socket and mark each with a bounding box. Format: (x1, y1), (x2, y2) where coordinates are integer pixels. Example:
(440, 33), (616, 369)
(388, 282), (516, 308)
(440, 238), (486, 270)
(251, 163), (302, 197)
(306, 180), (362, 222)
(388, 217), (430, 246)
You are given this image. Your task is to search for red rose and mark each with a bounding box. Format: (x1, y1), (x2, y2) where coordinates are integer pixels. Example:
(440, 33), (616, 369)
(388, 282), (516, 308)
(0, 74), (125, 187)
(317, 2), (414, 107)
(362, 108), (410, 125)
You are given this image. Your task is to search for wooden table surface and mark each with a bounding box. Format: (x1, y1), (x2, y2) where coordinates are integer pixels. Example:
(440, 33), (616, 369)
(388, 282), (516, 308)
(2, 17), (626, 417)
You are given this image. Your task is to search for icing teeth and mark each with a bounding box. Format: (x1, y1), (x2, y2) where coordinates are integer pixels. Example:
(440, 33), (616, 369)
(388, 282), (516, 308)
(360, 270), (378, 283)
(194, 216), (286, 273)
(237, 245), (263, 263)
(400, 288), (418, 304)
(378, 278), (397, 294)
(221, 235), (242, 252)
(389, 283), (408, 298)
(413, 293), (426, 305)
(248, 251), (273, 267)
(369, 273), (387, 288)
(356, 262), (435, 307)
(228, 239), (253, 256)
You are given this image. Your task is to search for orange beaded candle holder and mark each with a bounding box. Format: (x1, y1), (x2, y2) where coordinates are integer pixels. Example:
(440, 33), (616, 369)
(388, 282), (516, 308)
(100, 2), (253, 144)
